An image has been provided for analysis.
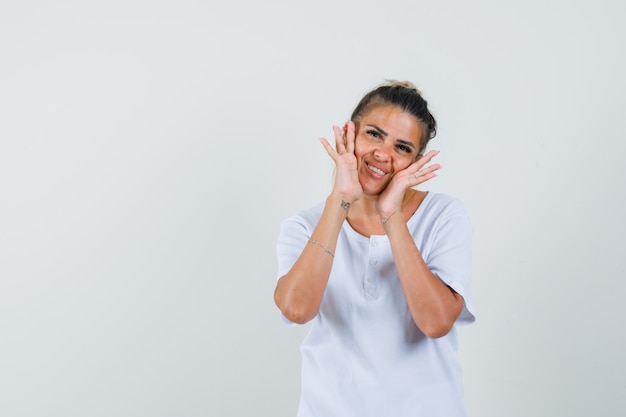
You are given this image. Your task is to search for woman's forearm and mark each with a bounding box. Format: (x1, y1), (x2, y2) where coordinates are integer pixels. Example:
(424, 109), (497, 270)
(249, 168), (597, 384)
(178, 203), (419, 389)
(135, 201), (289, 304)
(383, 213), (464, 338)
(274, 193), (350, 324)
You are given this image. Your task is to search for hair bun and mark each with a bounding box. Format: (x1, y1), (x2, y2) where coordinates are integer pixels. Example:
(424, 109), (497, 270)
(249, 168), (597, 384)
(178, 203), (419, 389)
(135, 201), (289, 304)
(384, 79), (421, 95)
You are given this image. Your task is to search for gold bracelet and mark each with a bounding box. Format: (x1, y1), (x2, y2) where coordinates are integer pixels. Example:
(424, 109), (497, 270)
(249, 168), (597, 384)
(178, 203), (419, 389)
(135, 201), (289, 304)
(308, 239), (335, 258)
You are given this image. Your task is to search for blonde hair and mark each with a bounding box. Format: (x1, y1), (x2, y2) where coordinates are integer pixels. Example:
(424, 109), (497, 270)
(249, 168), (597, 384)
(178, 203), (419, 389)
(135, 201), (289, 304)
(385, 79), (422, 95)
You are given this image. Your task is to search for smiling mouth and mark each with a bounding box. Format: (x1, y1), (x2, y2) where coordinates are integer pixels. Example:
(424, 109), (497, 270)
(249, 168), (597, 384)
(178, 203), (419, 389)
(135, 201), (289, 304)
(366, 162), (387, 176)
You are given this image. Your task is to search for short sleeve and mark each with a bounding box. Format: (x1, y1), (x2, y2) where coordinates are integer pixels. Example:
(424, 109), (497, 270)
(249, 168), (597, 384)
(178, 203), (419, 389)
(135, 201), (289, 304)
(275, 206), (322, 326)
(425, 203), (476, 325)
(277, 216), (311, 279)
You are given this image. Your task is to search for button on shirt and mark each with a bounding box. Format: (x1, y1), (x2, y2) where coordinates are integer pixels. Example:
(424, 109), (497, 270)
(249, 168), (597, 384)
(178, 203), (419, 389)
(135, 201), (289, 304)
(277, 193), (475, 417)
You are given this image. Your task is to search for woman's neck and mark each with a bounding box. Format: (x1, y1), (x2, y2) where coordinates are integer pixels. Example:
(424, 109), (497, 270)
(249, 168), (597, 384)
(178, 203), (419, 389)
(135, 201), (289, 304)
(345, 189), (425, 237)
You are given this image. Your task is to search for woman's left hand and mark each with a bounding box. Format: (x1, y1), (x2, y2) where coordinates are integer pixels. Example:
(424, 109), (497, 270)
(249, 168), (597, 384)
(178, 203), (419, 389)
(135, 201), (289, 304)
(376, 150), (442, 218)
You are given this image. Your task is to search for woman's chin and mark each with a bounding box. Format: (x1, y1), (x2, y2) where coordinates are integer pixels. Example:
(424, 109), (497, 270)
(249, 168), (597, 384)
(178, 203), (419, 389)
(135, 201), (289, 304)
(361, 183), (388, 197)
(358, 173), (391, 196)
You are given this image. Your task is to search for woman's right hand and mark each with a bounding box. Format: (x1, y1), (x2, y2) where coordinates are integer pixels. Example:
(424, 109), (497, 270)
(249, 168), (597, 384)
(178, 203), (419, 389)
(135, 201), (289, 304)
(319, 121), (363, 204)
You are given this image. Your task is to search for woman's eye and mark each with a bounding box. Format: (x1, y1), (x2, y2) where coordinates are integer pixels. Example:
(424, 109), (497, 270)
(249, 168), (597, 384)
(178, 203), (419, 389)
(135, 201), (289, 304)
(397, 145), (411, 153)
(366, 130), (381, 139)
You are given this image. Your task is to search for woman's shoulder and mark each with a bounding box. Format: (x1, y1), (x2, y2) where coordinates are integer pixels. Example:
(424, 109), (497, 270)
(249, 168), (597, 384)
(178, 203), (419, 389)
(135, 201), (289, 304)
(421, 192), (468, 216)
(407, 192), (472, 240)
(280, 201), (325, 230)
(424, 191), (463, 207)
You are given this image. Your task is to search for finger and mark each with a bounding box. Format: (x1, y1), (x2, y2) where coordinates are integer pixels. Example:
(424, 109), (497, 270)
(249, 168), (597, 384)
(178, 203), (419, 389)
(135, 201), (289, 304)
(410, 164), (441, 185)
(333, 125), (346, 153)
(421, 149), (439, 161)
(417, 149), (440, 164)
(411, 149), (440, 173)
(421, 163), (442, 174)
(414, 172), (438, 184)
(345, 121), (356, 154)
(319, 137), (339, 160)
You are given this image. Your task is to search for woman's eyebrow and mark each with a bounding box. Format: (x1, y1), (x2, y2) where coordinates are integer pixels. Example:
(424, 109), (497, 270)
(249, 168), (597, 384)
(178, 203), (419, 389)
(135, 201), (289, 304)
(397, 139), (416, 149)
(365, 124), (387, 136)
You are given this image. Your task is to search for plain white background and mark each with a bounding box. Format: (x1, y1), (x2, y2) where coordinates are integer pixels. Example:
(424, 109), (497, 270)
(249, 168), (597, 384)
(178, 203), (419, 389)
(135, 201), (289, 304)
(1, 1), (625, 416)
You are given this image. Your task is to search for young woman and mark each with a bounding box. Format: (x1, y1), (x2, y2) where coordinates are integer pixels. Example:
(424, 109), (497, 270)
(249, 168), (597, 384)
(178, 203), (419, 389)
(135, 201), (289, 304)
(274, 81), (475, 417)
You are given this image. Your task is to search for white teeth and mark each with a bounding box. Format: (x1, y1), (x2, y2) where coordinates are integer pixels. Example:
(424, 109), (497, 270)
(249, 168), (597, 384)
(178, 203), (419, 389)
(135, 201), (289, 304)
(367, 163), (386, 176)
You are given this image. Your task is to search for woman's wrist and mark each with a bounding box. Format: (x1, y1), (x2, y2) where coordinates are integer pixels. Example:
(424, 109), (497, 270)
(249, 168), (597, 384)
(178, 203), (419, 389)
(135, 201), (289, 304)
(381, 210), (398, 225)
(328, 191), (355, 212)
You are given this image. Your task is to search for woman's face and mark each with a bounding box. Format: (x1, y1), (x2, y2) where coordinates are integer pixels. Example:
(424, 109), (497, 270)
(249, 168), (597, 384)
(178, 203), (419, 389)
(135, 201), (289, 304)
(353, 105), (424, 195)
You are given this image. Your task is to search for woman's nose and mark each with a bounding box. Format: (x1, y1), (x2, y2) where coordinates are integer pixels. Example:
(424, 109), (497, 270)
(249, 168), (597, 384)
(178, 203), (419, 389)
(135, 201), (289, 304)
(374, 143), (392, 160)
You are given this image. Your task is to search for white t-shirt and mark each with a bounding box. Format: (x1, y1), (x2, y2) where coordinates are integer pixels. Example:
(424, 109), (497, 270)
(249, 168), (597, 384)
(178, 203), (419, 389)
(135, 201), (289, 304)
(277, 192), (475, 417)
